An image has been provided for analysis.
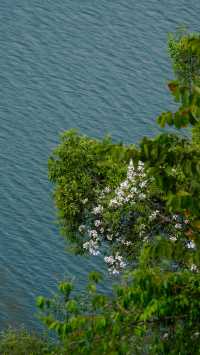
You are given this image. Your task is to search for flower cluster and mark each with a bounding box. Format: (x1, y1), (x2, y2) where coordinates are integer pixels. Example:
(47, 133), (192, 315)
(109, 160), (148, 208)
(79, 159), (195, 274)
(78, 160), (150, 273)
(104, 253), (126, 275)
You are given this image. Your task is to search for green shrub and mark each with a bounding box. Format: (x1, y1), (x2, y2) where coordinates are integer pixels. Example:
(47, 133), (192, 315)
(0, 328), (58, 355)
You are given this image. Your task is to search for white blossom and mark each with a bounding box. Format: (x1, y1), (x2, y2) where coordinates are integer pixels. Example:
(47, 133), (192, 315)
(83, 240), (100, 256)
(163, 333), (169, 339)
(104, 253), (126, 274)
(149, 210), (159, 221)
(137, 161), (144, 172)
(104, 255), (115, 265)
(131, 187), (138, 193)
(120, 180), (129, 189)
(138, 193), (146, 200)
(94, 220), (101, 228)
(175, 223), (182, 229)
(187, 240), (196, 249)
(92, 205), (103, 215)
(140, 180), (148, 188)
(109, 198), (121, 208)
(190, 264), (198, 272)
(122, 240), (132, 246)
(107, 234), (113, 241)
(112, 269), (120, 275)
(88, 230), (98, 238)
(169, 235), (177, 242)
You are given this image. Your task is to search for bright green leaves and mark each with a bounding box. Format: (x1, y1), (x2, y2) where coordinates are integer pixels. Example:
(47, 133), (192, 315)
(37, 264), (200, 354)
(58, 281), (73, 299)
(40, 30), (200, 355)
(48, 129), (137, 250)
(157, 32), (200, 129)
(36, 296), (47, 309)
(66, 300), (78, 314)
(157, 108), (193, 129)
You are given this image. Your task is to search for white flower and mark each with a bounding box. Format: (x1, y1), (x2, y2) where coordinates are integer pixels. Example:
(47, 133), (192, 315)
(120, 180), (129, 189)
(100, 227), (104, 234)
(112, 269), (120, 275)
(104, 254), (126, 274)
(107, 234), (113, 241)
(82, 198), (88, 204)
(94, 220), (101, 228)
(127, 161), (135, 180)
(122, 240), (132, 246)
(109, 199), (121, 208)
(104, 256), (115, 265)
(92, 205), (103, 215)
(184, 219), (190, 224)
(137, 161), (144, 172)
(138, 160), (144, 166)
(190, 264), (198, 272)
(90, 249), (100, 256)
(131, 187), (138, 193)
(175, 223), (182, 229)
(187, 240), (196, 249)
(119, 261), (127, 268)
(83, 240), (100, 256)
(140, 181), (148, 188)
(128, 159), (134, 168)
(169, 235), (177, 242)
(172, 214), (179, 221)
(143, 235), (149, 242)
(88, 230), (98, 238)
(149, 210), (159, 221)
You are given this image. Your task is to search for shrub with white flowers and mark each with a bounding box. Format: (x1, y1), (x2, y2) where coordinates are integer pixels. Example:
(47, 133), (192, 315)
(78, 159), (195, 274)
(38, 31), (200, 355)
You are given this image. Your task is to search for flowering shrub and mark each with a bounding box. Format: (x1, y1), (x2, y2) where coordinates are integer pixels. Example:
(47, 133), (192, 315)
(78, 159), (197, 274)
(40, 31), (200, 354)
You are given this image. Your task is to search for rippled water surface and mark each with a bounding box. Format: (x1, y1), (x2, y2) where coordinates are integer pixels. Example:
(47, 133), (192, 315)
(0, 0), (199, 329)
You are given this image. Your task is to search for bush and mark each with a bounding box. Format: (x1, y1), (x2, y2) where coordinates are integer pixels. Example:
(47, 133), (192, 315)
(0, 328), (58, 355)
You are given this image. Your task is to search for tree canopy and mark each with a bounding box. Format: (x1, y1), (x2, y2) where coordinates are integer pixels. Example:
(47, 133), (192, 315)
(35, 31), (200, 354)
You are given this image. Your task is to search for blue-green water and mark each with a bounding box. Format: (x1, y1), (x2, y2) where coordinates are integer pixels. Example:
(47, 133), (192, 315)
(0, 0), (199, 329)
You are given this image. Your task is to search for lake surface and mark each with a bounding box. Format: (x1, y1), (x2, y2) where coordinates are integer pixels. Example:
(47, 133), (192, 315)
(0, 0), (199, 329)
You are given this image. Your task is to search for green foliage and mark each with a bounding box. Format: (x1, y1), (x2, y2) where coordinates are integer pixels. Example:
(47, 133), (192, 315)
(48, 130), (137, 252)
(37, 255), (200, 355)
(157, 31), (200, 128)
(140, 132), (200, 217)
(0, 328), (57, 355)
(40, 30), (200, 354)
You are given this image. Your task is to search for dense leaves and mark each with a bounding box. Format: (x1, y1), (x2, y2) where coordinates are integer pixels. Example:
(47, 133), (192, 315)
(48, 130), (137, 252)
(157, 31), (200, 128)
(37, 255), (200, 354)
(0, 329), (57, 355)
(38, 31), (200, 354)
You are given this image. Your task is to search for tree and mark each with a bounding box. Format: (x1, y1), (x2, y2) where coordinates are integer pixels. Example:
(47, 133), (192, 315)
(37, 31), (200, 354)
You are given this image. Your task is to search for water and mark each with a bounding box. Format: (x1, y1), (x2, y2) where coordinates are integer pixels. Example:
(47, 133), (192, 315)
(0, 0), (199, 329)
